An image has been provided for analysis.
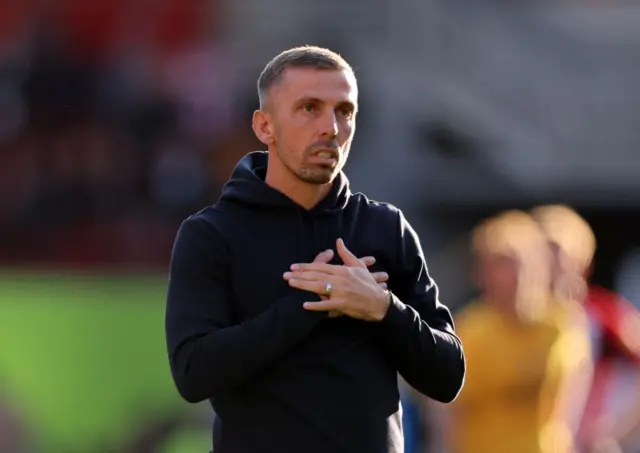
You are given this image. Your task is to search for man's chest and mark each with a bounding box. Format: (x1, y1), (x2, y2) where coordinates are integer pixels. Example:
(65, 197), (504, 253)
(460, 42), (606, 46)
(223, 214), (395, 320)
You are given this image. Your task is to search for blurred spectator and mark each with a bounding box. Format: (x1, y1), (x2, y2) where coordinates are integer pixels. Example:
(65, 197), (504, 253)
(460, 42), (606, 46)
(533, 205), (640, 453)
(0, 0), (240, 269)
(444, 210), (591, 453)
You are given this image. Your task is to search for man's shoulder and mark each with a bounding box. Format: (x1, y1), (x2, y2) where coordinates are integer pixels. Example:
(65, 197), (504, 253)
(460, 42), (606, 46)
(178, 203), (236, 243)
(186, 199), (243, 224)
(182, 204), (219, 227)
(348, 192), (403, 222)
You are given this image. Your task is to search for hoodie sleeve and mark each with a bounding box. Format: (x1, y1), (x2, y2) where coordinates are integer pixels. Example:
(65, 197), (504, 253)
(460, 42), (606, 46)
(165, 216), (325, 403)
(377, 210), (466, 403)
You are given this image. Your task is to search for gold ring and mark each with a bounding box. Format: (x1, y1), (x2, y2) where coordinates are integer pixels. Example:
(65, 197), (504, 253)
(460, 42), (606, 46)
(324, 282), (333, 297)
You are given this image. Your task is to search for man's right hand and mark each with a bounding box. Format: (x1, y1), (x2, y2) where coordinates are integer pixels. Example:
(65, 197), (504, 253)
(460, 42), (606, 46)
(312, 249), (387, 289)
(311, 249), (387, 318)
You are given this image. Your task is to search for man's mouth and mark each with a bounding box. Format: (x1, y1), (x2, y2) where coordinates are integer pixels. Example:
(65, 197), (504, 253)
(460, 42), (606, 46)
(311, 149), (339, 160)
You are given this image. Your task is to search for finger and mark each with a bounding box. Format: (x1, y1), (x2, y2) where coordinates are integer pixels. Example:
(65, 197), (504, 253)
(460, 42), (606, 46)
(371, 271), (389, 283)
(360, 256), (375, 267)
(288, 278), (334, 296)
(337, 238), (365, 268)
(303, 299), (345, 311)
(313, 249), (334, 264)
(377, 282), (387, 290)
(283, 270), (331, 282)
(290, 262), (344, 274)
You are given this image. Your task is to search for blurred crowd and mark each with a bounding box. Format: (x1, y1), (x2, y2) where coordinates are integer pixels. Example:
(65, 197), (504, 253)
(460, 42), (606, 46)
(0, 0), (262, 267)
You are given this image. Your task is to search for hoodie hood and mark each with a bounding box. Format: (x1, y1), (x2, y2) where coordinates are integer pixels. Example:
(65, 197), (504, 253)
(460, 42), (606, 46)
(219, 151), (351, 215)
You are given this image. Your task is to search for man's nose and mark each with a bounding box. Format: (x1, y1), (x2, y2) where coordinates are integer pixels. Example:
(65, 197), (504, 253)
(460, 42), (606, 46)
(319, 111), (338, 137)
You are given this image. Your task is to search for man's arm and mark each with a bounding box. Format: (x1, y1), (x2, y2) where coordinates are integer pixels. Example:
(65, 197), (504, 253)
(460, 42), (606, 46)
(376, 211), (466, 403)
(165, 216), (326, 403)
(284, 210), (465, 402)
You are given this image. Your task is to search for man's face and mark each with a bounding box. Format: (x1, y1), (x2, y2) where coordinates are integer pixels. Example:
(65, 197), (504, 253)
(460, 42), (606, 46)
(259, 67), (358, 185)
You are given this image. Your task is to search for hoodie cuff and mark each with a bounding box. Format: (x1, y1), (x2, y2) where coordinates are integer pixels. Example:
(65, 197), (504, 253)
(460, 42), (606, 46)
(379, 291), (410, 331)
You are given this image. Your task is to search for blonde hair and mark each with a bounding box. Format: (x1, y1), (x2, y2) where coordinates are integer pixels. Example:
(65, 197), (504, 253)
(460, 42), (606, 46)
(473, 210), (550, 261)
(472, 210), (552, 321)
(531, 204), (596, 274)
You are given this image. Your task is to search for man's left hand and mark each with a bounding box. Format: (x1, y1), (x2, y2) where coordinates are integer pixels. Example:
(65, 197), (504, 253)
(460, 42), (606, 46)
(284, 238), (391, 322)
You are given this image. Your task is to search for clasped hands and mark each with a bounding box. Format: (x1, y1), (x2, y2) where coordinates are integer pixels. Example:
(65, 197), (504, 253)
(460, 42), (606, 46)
(283, 238), (390, 322)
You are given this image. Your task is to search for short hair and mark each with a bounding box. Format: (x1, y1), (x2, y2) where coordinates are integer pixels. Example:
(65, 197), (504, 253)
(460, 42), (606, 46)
(257, 46), (354, 107)
(531, 204), (596, 273)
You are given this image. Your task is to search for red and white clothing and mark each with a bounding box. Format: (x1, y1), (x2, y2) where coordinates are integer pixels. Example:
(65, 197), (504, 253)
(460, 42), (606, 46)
(578, 286), (640, 448)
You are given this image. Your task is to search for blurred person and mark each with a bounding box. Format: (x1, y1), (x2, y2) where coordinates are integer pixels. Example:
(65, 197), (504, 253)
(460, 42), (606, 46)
(532, 205), (640, 453)
(446, 210), (591, 453)
(165, 46), (465, 453)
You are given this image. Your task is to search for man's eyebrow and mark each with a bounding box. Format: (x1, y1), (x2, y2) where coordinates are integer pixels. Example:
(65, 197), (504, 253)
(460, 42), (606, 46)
(294, 97), (357, 110)
(294, 96), (322, 106)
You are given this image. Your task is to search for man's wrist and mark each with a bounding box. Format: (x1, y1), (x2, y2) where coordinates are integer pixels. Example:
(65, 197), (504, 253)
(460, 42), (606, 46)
(372, 290), (391, 322)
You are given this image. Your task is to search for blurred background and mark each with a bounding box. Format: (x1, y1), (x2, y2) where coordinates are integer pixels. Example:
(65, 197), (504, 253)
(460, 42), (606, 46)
(0, 0), (639, 452)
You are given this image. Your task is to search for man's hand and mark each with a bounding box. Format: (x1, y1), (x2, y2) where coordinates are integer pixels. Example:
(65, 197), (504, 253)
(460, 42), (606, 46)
(284, 239), (391, 322)
(309, 249), (388, 290)
(296, 247), (388, 318)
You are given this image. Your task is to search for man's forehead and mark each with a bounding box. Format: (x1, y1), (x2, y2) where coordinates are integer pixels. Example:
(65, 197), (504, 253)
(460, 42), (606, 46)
(275, 67), (358, 101)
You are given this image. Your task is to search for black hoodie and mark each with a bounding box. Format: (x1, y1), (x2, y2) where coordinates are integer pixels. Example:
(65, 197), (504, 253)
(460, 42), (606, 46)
(165, 151), (465, 453)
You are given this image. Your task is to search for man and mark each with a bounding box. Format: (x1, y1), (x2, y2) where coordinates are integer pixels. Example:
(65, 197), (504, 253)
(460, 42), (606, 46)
(447, 210), (591, 453)
(164, 46), (465, 453)
(532, 205), (640, 453)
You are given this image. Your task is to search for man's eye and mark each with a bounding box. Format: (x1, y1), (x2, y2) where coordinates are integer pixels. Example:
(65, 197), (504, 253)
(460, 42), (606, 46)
(339, 108), (354, 118)
(302, 104), (315, 112)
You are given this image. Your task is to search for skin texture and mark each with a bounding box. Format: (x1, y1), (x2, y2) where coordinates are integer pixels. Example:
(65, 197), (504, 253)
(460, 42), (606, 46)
(253, 67), (357, 210)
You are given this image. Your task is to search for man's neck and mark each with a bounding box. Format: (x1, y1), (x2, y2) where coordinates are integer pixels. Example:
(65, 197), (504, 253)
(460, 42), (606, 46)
(265, 165), (332, 211)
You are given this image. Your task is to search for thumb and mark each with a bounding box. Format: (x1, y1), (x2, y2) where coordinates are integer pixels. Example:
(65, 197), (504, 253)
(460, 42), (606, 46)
(313, 249), (334, 264)
(337, 238), (365, 268)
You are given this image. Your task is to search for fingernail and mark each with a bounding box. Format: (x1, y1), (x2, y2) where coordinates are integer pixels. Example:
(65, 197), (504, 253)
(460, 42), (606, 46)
(283, 272), (292, 279)
(290, 264), (300, 270)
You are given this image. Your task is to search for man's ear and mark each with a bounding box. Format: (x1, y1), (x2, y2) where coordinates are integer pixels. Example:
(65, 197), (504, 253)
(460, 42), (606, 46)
(252, 109), (275, 146)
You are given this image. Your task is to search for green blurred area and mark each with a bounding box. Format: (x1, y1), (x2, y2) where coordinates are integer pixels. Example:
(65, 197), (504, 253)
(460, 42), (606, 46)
(0, 271), (209, 453)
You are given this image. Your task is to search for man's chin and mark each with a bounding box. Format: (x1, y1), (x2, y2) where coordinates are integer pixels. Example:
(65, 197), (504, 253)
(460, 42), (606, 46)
(297, 169), (336, 185)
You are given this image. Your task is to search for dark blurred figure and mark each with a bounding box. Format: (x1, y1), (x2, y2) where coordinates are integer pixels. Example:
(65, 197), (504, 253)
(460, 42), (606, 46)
(533, 205), (640, 453)
(446, 210), (591, 453)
